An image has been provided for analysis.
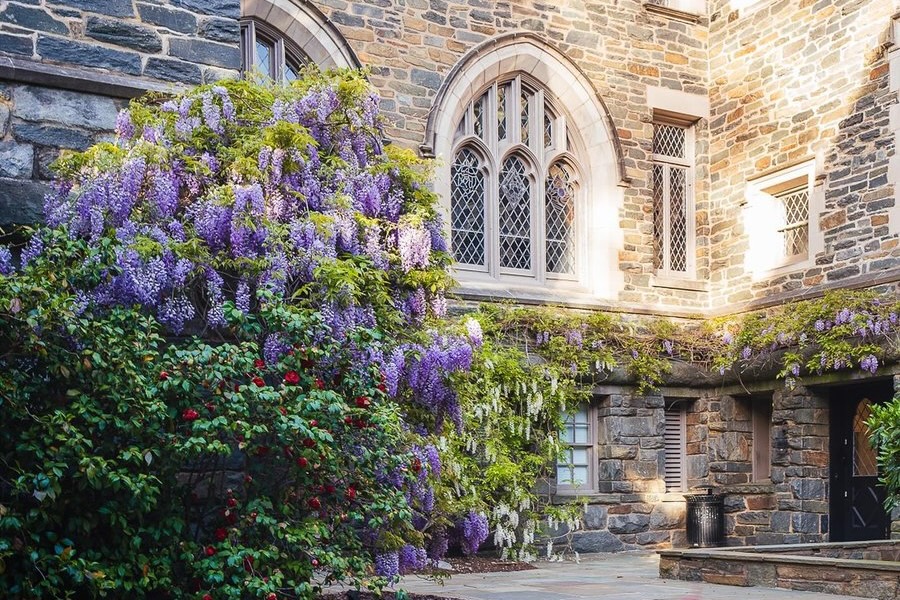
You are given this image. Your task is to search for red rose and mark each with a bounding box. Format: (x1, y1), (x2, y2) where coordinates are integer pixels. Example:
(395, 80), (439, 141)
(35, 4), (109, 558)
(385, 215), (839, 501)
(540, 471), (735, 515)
(254, 358), (265, 369)
(297, 457), (309, 468)
(284, 370), (300, 385)
(204, 402), (215, 412)
(314, 378), (325, 389)
(267, 593), (277, 600)
(302, 438), (316, 448)
(311, 558), (319, 567)
(243, 555), (254, 572)
(252, 376), (265, 387)
(159, 370), (169, 381)
(214, 528), (227, 541)
(278, 406), (287, 416)
(308, 497), (321, 510)
(249, 511), (258, 521)
(301, 357), (315, 369)
(205, 545), (216, 557)
(203, 594), (213, 600)
(346, 486), (357, 500)
(226, 497), (237, 508)
(223, 509), (237, 524)
(182, 408), (199, 422)
(325, 484), (335, 494)
(377, 383), (387, 393)
(355, 396), (371, 409)
(244, 475), (253, 484)
(309, 419), (318, 427)
(344, 416), (352, 424)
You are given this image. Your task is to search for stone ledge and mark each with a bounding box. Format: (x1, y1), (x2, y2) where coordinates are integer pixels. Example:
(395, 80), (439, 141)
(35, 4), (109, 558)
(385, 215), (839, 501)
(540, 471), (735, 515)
(0, 55), (183, 99)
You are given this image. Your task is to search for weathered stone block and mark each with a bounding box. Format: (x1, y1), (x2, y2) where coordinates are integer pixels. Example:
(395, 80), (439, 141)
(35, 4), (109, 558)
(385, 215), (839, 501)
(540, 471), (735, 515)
(137, 3), (197, 33)
(0, 4), (68, 35)
(570, 530), (625, 553)
(583, 504), (607, 529)
(0, 32), (34, 57)
(0, 142), (34, 178)
(790, 479), (825, 500)
(13, 86), (117, 131)
(608, 513), (650, 534)
(169, 38), (240, 69)
(199, 18), (240, 44)
(791, 512), (820, 534)
(171, 0), (240, 18)
(37, 36), (141, 75)
(0, 103), (10, 137)
(144, 57), (202, 84)
(0, 177), (48, 224)
(13, 122), (91, 150)
(86, 17), (162, 52)
(56, 0), (134, 17)
(650, 503), (684, 529)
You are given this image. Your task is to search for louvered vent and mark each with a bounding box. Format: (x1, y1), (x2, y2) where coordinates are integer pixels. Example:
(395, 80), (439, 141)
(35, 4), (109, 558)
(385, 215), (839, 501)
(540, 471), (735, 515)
(664, 405), (685, 491)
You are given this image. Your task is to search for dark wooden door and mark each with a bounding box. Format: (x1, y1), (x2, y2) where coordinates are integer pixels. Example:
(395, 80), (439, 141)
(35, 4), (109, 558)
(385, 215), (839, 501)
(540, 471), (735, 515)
(830, 384), (891, 542)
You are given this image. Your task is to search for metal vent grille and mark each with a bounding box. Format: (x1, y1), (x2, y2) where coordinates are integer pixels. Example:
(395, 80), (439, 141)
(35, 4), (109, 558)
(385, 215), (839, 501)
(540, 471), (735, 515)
(664, 405), (686, 491)
(450, 148), (486, 266)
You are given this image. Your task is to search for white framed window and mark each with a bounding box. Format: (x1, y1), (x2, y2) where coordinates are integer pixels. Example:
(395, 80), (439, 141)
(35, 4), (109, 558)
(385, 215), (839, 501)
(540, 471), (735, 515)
(663, 401), (687, 492)
(450, 74), (582, 285)
(744, 160), (818, 275)
(557, 402), (595, 494)
(652, 122), (695, 278)
(240, 19), (307, 82)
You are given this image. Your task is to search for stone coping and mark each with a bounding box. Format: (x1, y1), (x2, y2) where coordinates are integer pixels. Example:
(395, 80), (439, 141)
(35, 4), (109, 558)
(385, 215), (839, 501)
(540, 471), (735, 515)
(658, 540), (900, 572)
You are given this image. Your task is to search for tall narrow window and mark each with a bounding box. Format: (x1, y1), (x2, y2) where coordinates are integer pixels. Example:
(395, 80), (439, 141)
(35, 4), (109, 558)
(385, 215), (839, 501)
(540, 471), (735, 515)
(449, 75), (581, 284)
(557, 403), (595, 493)
(752, 397), (772, 482)
(652, 123), (694, 277)
(664, 401), (687, 491)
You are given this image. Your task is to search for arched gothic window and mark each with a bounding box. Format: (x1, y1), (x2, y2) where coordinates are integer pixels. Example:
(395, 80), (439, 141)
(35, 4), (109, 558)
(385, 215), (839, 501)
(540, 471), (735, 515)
(450, 75), (581, 283)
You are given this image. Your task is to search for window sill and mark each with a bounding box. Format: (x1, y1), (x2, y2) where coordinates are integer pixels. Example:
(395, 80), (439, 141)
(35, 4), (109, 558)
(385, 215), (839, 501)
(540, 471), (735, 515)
(643, 2), (704, 24)
(454, 279), (606, 309)
(651, 275), (708, 292)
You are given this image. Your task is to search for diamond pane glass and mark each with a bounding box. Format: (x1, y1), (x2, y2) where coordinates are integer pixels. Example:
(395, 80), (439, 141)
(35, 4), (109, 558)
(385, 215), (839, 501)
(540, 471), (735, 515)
(853, 399), (877, 477)
(654, 124), (685, 158)
(450, 148), (486, 266)
(544, 112), (553, 148)
(545, 163), (576, 274)
(652, 164), (665, 270)
(255, 39), (273, 77)
(497, 84), (507, 141)
(473, 94), (485, 140)
(777, 187), (809, 257)
(669, 166), (688, 272)
(499, 155), (531, 270)
(284, 63), (299, 82)
(520, 91), (529, 146)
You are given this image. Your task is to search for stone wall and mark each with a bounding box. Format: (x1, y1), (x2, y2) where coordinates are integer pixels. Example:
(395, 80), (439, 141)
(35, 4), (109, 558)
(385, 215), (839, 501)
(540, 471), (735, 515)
(706, 0), (899, 308)
(315, 0), (713, 312)
(0, 0), (241, 228)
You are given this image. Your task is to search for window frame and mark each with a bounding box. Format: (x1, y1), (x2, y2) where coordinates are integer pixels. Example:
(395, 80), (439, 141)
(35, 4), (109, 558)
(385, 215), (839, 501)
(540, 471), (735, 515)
(652, 119), (696, 279)
(449, 73), (585, 289)
(556, 402), (596, 495)
(744, 160), (817, 275)
(240, 18), (306, 82)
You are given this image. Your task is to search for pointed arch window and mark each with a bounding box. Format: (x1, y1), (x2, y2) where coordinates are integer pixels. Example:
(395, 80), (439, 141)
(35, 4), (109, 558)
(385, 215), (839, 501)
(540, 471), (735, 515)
(240, 19), (307, 82)
(450, 75), (581, 283)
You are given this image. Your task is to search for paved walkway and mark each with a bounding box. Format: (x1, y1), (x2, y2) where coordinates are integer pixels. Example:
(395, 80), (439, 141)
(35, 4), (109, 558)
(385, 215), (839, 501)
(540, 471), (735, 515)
(396, 552), (869, 600)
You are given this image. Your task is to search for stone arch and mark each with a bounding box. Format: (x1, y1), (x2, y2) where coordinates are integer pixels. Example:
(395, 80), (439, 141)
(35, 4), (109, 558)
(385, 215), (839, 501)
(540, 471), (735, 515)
(240, 0), (360, 70)
(424, 32), (625, 300)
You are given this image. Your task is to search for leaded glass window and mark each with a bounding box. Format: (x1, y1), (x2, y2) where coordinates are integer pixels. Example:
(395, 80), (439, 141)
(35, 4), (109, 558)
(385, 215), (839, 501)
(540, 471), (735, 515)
(652, 123), (694, 277)
(451, 149), (486, 267)
(449, 74), (581, 284)
(240, 19), (307, 82)
(775, 186), (809, 259)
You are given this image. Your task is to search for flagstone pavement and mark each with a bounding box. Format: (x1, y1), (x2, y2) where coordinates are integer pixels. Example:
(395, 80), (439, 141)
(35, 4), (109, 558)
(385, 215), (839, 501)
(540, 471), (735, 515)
(395, 552), (869, 600)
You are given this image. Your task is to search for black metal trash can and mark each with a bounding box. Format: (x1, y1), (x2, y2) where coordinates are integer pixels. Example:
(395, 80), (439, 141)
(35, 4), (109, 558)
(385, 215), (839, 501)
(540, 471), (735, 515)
(684, 489), (725, 547)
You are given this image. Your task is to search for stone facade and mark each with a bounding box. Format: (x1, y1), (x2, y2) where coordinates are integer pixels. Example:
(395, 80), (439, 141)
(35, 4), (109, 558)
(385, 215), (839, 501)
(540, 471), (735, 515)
(2, 0), (900, 554)
(0, 0), (241, 227)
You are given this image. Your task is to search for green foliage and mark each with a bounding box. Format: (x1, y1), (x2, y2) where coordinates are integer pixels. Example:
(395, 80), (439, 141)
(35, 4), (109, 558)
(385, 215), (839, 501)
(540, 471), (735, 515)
(868, 395), (900, 510)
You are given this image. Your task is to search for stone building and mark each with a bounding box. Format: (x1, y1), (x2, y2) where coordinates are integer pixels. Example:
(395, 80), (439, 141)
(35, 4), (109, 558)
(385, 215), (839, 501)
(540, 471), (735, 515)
(2, 0), (900, 551)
